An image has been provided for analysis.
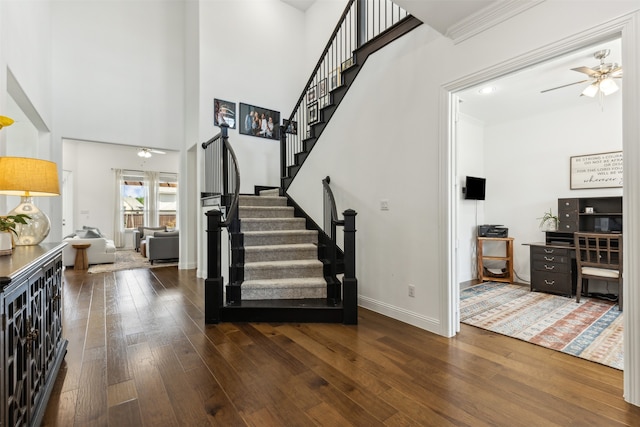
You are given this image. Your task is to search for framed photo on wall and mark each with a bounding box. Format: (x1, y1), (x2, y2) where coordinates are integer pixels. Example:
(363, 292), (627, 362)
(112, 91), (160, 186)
(329, 68), (341, 91)
(318, 78), (327, 98)
(239, 102), (280, 140)
(570, 151), (623, 189)
(307, 85), (317, 104)
(308, 103), (318, 124)
(213, 99), (236, 129)
(283, 119), (298, 135)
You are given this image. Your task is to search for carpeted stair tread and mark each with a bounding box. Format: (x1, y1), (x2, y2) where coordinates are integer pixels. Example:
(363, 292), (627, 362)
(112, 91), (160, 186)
(239, 206), (294, 218)
(243, 230), (318, 246)
(244, 243), (317, 262)
(241, 277), (327, 300)
(259, 188), (280, 197)
(244, 259), (323, 280)
(239, 194), (288, 207)
(240, 217), (306, 231)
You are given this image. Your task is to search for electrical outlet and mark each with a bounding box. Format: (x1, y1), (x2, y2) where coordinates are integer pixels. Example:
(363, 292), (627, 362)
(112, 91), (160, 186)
(380, 199), (389, 211)
(408, 284), (415, 297)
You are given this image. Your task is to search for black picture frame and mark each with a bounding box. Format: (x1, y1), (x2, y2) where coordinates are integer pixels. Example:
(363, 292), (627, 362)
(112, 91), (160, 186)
(239, 103), (280, 140)
(283, 119), (298, 135)
(307, 85), (317, 104)
(308, 103), (318, 124)
(318, 78), (327, 98)
(214, 98), (236, 129)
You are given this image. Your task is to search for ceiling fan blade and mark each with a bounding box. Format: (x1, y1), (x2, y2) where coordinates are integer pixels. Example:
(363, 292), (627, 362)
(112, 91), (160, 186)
(149, 149), (166, 154)
(571, 66), (599, 77)
(540, 79), (590, 94)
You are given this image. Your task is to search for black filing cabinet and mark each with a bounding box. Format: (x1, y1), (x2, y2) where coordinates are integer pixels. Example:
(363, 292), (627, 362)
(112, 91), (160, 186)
(529, 245), (574, 297)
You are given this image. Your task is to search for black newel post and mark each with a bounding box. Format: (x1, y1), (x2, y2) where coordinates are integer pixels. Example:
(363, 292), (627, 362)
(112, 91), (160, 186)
(342, 209), (358, 324)
(205, 210), (224, 324)
(279, 125), (287, 185)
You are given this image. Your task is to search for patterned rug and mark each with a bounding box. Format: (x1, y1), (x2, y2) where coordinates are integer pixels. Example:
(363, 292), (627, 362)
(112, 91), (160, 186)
(86, 249), (178, 274)
(460, 282), (623, 370)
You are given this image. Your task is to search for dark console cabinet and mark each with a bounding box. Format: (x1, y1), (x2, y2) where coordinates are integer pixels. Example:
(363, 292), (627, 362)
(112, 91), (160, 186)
(529, 196), (621, 297)
(0, 243), (67, 427)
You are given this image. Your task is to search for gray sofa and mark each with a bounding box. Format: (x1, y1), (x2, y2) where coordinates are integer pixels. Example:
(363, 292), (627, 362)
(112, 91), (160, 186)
(146, 230), (179, 264)
(133, 226), (166, 252)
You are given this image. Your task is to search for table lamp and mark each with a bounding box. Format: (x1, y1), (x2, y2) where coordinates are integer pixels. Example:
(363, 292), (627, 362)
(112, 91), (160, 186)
(0, 157), (60, 245)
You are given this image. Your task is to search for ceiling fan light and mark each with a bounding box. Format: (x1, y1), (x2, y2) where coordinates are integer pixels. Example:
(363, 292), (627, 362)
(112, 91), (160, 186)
(600, 78), (618, 95)
(582, 83), (599, 98)
(137, 149), (152, 158)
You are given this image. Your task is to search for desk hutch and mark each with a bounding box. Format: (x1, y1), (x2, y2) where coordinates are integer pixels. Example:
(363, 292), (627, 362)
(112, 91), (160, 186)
(528, 196), (622, 297)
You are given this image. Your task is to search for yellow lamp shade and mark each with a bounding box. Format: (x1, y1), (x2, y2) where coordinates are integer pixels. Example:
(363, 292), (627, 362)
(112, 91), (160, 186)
(0, 157), (60, 196)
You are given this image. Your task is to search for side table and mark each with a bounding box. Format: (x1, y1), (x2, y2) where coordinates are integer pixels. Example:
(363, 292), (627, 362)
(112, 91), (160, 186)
(72, 243), (91, 270)
(477, 237), (514, 283)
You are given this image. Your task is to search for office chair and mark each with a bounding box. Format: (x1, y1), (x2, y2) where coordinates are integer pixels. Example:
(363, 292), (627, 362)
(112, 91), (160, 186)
(574, 232), (622, 310)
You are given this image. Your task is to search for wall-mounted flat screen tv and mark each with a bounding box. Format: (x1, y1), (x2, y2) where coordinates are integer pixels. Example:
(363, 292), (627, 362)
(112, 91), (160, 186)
(464, 176), (486, 200)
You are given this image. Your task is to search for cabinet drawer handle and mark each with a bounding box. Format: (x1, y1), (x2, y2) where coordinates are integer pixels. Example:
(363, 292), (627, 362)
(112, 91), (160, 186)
(544, 264), (555, 270)
(544, 249), (554, 254)
(564, 213), (570, 218)
(544, 256), (555, 261)
(565, 225), (571, 229)
(544, 279), (555, 285)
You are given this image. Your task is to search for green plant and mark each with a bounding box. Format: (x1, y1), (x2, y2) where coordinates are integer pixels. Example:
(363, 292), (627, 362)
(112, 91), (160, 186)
(537, 208), (559, 229)
(0, 214), (31, 236)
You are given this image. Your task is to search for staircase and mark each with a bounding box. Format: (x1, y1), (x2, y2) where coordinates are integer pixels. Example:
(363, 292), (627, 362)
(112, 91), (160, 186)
(237, 189), (327, 300)
(281, 10), (422, 190)
(204, 1), (417, 324)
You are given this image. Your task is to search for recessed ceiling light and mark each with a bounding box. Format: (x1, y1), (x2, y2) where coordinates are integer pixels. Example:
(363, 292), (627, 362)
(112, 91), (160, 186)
(478, 86), (496, 95)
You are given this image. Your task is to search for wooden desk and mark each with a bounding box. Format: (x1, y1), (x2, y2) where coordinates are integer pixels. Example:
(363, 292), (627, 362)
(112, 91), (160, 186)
(73, 243), (91, 270)
(477, 237), (514, 283)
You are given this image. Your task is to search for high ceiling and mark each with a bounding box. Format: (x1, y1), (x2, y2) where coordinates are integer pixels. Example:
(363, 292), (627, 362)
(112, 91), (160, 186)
(281, 1), (623, 125)
(457, 38), (622, 125)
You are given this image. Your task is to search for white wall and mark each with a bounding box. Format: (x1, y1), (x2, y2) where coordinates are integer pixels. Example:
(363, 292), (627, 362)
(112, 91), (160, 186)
(62, 139), (179, 245)
(197, 0), (307, 193)
(288, 1), (639, 335)
(456, 113), (485, 284)
(0, 1), (53, 215)
(482, 98), (622, 283)
(51, 1), (185, 151)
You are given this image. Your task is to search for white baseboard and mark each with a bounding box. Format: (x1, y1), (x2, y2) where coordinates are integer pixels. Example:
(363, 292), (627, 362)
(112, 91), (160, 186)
(358, 295), (442, 335)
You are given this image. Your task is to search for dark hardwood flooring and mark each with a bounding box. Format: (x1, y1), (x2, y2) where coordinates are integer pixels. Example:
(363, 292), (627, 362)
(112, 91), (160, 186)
(42, 267), (640, 426)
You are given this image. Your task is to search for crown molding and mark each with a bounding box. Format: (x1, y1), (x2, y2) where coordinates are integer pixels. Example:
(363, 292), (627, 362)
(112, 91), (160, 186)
(446, 0), (546, 44)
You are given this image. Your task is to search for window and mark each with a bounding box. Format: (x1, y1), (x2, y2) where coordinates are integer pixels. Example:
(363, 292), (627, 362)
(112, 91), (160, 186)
(119, 170), (178, 230)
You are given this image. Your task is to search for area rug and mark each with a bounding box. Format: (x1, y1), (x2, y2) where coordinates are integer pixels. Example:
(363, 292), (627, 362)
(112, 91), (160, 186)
(87, 249), (177, 274)
(460, 282), (623, 370)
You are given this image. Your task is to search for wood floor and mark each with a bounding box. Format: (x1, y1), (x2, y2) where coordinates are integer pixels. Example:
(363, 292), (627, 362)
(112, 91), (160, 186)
(42, 267), (640, 426)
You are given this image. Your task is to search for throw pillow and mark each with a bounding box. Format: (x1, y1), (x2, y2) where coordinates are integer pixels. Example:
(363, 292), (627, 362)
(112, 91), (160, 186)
(142, 228), (161, 238)
(82, 225), (104, 237)
(83, 229), (102, 238)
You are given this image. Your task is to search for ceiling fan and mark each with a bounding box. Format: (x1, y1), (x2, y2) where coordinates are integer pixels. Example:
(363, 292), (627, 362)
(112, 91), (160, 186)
(137, 148), (166, 158)
(541, 49), (623, 97)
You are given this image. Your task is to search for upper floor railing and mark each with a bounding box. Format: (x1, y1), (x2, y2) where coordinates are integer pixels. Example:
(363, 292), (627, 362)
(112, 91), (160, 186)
(281, 0), (409, 185)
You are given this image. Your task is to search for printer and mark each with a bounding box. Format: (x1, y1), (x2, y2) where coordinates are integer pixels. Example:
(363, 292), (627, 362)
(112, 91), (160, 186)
(477, 224), (509, 238)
